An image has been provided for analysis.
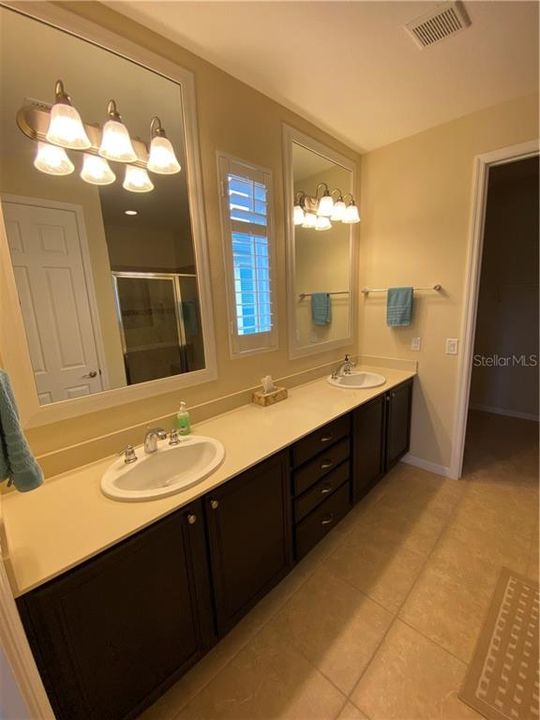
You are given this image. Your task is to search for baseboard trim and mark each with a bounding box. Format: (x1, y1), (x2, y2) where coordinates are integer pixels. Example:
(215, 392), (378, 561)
(469, 403), (539, 422)
(401, 453), (455, 479)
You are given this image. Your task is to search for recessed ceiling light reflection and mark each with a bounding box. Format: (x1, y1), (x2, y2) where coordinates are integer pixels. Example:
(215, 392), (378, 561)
(124, 210), (138, 216)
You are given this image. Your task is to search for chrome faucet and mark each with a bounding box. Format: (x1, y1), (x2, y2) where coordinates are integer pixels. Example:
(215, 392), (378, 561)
(331, 354), (354, 379)
(144, 427), (167, 454)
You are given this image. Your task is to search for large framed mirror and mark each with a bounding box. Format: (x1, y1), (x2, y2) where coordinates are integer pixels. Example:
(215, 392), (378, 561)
(0, 3), (216, 426)
(283, 125), (358, 359)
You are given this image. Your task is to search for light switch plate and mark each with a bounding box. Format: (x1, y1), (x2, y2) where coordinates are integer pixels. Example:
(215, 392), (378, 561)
(411, 337), (422, 351)
(446, 338), (458, 355)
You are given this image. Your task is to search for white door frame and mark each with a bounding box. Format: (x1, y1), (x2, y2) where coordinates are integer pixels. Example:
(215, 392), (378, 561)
(2, 194), (110, 393)
(449, 139), (539, 479)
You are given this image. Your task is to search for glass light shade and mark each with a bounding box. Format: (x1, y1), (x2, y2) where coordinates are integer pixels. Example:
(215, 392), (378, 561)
(293, 205), (305, 225)
(315, 216), (332, 231)
(99, 119), (137, 163)
(342, 203), (361, 224)
(302, 211), (317, 229)
(80, 154), (116, 185)
(147, 136), (181, 174)
(123, 165), (154, 193)
(330, 200), (347, 222)
(317, 194), (334, 217)
(45, 103), (91, 150)
(33, 142), (74, 176)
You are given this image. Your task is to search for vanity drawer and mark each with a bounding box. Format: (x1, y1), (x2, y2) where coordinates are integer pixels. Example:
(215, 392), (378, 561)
(294, 461), (349, 523)
(292, 437), (350, 497)
(291, 415), (350, 468)
(295, 483), (351, 560)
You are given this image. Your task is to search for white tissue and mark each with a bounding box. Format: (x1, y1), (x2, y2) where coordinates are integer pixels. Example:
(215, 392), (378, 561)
(261, 375), (276, 394)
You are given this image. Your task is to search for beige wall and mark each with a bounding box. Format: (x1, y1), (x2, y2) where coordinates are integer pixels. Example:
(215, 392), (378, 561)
(470, 158), (539, 419)
(1, 1), (359, 471)
(358, 93), (539, 472)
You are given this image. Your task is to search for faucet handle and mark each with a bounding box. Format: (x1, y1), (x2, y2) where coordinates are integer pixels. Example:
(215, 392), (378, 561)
(168, 429), (180, 445)
(119, 445), (138, 464)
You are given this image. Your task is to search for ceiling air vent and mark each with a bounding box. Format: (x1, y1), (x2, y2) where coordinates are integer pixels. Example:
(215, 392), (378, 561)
(405, 2), (471, 49)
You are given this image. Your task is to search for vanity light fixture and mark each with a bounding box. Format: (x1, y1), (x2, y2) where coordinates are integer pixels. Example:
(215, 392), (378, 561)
(33, 141), (74, 175)
(99, 100), (138, 164)
(293, 184), (360, 230)
(123, 165), (154, 193)
(147, 117), (181, 174)
(45, 80), (91, 150)
(80, 153), (116, 185)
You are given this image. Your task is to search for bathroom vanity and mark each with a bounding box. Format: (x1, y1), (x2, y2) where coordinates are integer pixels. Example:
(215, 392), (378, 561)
(11, 373), (414, 720)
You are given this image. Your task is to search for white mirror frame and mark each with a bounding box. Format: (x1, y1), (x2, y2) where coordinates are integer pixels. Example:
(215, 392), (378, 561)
(0, 2), (217, 428)
(282, 124), (359, 360)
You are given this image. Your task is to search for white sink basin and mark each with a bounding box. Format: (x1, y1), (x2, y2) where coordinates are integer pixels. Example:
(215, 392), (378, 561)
(328, 371), (386, 389)
(101, 435), (225, 502)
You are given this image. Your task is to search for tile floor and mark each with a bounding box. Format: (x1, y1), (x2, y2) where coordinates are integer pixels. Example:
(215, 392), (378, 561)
(141, 411), (539, 720)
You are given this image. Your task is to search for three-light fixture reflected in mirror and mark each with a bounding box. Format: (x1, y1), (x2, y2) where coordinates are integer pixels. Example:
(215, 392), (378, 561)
(17, 80), (182, 193)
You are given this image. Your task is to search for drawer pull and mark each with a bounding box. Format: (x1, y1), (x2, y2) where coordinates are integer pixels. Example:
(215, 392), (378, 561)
(320, 460), (334, 470)
(320, 434), (334, 443)
(321, 514), (334, 526)
(320, 484), (333, 495)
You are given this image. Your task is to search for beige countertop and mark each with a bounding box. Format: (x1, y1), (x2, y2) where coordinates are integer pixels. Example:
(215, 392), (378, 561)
(2, 366), (415, 597)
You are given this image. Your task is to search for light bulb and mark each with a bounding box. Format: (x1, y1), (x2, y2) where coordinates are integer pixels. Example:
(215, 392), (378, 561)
(45, 81), (91, 150)
(147, 136), (181, 174)
(123, 165), (154, 193)
(80, 154), (116, 185)
(33, 142), (74, 176)
(302, 211), (317, 229)
(343, 203), (361, 224)
(99, 100), (137, 163)
(293, 205), (305, 225)
(330, 200), (346, 222)
(317, 194), (334, 217)
(315, 216), (332, 231)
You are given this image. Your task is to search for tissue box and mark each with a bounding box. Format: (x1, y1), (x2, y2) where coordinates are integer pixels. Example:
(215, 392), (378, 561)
(252, 386), (288, 407)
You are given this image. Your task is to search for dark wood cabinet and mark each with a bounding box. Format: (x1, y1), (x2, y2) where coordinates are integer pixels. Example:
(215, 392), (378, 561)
(205, 451), (292, 636)
(17, 501), (214, 720)
(352, 394), (386, 502)
(385, 379), (413, 470)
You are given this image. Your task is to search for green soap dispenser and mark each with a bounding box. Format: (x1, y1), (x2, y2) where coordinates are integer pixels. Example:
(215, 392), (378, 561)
(176, 401), (191, 436)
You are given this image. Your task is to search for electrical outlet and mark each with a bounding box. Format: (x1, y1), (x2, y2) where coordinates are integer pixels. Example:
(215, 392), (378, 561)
(446, 338), (458, 355)
(411, 337), (422, 351)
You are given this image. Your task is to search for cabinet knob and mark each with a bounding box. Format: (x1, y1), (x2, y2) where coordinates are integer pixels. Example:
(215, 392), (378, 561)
(187, 513), (197, 525)
(210, 499), (219, 510)
(391, 391), (396, 398)
(321, 513), (334, 526)
(320, 460), (334, 470)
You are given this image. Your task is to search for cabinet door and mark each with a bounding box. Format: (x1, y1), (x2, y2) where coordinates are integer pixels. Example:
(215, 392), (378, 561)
(18, 501), (214, 720)
(385, 380), (413, 470)
(205, 452), (292, 635)
(352, 395), (386, 502)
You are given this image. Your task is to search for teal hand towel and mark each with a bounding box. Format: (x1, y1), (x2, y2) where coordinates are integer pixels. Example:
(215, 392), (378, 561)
(387, 287), (414, 327)
(311, 293), (332, 326)
(0, 370), (43, 492)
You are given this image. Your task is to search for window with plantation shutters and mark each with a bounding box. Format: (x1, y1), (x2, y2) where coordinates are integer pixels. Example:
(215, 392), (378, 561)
(217, 154), (277, 356)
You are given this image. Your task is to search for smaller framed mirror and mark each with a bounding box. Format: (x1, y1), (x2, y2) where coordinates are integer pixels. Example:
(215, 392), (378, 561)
(283, 126), (359, 359)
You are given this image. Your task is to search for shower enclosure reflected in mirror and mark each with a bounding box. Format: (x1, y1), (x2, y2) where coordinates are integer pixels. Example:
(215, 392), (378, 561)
(0, 6), (215, 422)
(283, 126), (358, 359)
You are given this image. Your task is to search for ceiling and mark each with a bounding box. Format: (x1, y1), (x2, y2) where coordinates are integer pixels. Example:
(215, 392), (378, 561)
(106, 1), (539, 153)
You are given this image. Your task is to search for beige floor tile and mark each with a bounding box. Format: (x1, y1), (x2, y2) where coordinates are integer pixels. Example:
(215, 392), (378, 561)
(351, 620), (481, 720)
(336, 701), (369, 720)
(328, 525), (426, 613)
(273, 563), (393, 694)
(454, 484), (537, 541)
(176, 621), (346, 720)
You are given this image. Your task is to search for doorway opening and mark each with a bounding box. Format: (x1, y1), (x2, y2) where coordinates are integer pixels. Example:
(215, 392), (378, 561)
(461, 153), (539, 480)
